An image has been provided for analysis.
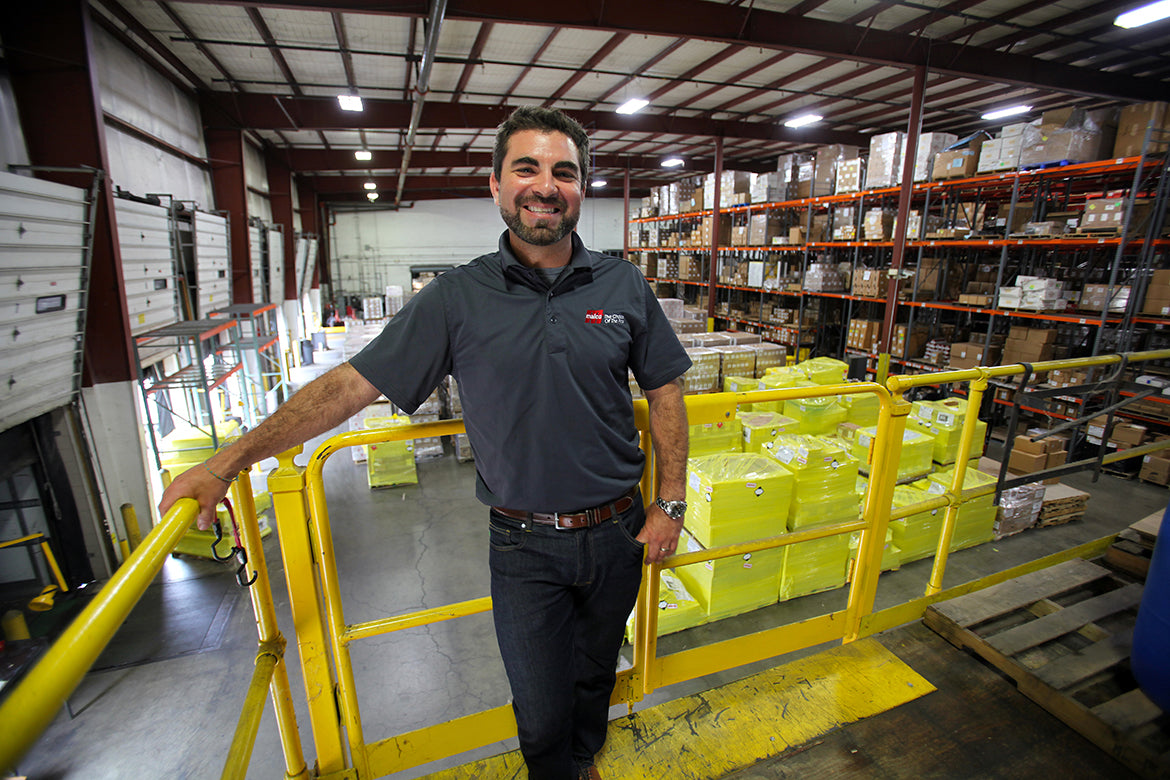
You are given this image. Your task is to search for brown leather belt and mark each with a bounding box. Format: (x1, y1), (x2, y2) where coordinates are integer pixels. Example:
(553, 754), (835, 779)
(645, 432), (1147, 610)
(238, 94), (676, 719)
(492, 486), (638, 530)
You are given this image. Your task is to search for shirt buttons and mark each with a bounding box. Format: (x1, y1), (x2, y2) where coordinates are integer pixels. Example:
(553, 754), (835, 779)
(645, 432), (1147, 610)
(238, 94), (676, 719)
(549, 315), (558, 323)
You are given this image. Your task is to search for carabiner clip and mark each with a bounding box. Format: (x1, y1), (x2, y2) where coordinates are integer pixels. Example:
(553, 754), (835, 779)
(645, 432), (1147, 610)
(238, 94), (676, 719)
(210, 518), (234, 562)
(210, 498), (257, 588)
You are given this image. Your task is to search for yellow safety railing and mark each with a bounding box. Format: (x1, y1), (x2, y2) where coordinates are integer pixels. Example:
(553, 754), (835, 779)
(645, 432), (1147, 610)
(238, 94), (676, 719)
(6, 348), (1170, 779)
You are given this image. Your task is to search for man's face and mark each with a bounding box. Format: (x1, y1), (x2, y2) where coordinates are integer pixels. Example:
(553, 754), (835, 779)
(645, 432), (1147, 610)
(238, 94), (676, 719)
(490, 129), (584, 248)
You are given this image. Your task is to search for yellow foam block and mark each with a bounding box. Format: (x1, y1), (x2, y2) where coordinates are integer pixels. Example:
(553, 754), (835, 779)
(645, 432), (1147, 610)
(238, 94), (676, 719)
(365, 416), (418, 488)
(837, 393), (880, 426)
(908, 398), (988, 464)
(737, 411), (797, 454)
(690, 419), (744, 457)
(675, 529), (783, 621)
(686, 453), (793, 547)
(849, 426), (934, 481)
(766, 435), (860, 530)
(624, 568), (706, 641)
(798, 356), (848, 385)
(778, 533), (851, 602)
(784, 396), (847, 435)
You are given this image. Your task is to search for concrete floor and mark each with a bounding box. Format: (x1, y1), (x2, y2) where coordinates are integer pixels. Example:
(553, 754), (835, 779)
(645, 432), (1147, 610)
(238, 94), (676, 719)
(9, 333), (1168, 780)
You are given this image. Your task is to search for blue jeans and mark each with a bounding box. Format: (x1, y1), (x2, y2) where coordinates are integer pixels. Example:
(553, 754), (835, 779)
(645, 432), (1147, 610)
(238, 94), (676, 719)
(488, 495), (646, 780)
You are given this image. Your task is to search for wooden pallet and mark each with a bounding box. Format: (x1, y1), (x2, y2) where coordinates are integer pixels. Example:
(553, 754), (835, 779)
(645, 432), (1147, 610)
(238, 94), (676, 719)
(1038, 484), (1091, 528)
(924, 559), (1170, 778)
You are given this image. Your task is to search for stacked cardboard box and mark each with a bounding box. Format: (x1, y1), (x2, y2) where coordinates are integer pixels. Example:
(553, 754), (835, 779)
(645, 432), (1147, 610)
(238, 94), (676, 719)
(1080, 283), (1130, 313)
(700, 214), (732, 246)
(1048, 367), (1096, 388)
(948, 341), (1001, 369)
(847, 318), (882, 351)
(803, 262), (847, 292)
(831, 205), (859, 240)
(866, 132), (904, 189)
(682, 347), (721, 394)
(813, 144), (860, 197)
(862, 208), (895, 241)
(1007, 433), (1068, 485)
(1018, 108), (1116, 168)
(891, 324), (930, 359)
(749, 172), (786, 204)
(903, 257), (961, 301)
(851, 267), (885, 298)
(1114, 101), (1169, 158)
(913, 132), (959, 182)
(959, 281), (997, 307)
(932, 149), (978, 180)
(1139, 450), (1170, 485)
(776, 153), (814, 199)
(748, 213), (784, 246)
(1081, 196), (1154, 235)
(1002, 326), (1055, 363)
(835, 158), (865, 194)
(1143, 269), (1170, 316)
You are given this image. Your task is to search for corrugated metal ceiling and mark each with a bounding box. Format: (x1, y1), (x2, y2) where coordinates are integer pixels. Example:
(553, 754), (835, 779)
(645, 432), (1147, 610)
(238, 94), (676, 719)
(88, 0), (1170, 202)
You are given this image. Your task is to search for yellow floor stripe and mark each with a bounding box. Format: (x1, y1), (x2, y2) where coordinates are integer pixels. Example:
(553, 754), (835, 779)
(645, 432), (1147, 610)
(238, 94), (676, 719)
(424, 638), (934, 779)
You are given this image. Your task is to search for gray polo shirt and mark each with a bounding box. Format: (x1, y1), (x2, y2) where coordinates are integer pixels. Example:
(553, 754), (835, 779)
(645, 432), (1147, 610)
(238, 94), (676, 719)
(349, 231), (691, 512)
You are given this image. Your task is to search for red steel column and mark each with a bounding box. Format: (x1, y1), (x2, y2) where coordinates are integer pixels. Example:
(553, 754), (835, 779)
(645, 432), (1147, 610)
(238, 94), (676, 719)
(880, 64), (928, 354)
(265, 151), (296, 301)
(296, 181), (322, 292)
(203, 114), (252, 304)
(1, 1), (135, 385)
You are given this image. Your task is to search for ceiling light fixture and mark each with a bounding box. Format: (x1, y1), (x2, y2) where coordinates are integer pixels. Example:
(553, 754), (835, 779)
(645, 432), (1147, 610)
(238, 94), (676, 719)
(784, 113), (823, 128)
(355, 150), (372, 161)
(592, 179), (607, 188)
(338, 94), (364, 112)
(981, 104), (1032, 121)
(1115, 0), (1170, 28)
(367, 192), (379, 201)
(616, 98), (649, 115)
(661, 157), (685, 168)
(364, 182), (377, 190)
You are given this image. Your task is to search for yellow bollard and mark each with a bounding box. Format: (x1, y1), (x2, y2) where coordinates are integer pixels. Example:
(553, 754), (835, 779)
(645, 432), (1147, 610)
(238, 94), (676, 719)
(2, 609), (30, 640)
(120, 503), (143, 551)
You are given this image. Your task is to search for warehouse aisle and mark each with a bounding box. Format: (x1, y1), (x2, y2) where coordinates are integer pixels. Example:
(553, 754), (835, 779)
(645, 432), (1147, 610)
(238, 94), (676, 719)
(10, 332), (1166, 780)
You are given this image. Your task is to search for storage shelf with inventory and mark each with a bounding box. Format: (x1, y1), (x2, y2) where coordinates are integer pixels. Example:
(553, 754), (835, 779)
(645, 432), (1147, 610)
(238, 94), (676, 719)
(210, 302), (289, 423)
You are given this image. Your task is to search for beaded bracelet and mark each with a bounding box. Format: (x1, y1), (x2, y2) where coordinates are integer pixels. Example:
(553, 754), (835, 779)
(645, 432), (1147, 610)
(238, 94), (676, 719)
(203, 463), (234, 484)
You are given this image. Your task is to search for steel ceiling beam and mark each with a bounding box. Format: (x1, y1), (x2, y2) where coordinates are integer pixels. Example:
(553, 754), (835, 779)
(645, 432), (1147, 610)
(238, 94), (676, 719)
(182, 0), (1167, 101)
(305, 174), (667, 192)
(280, 148), (773, 173)
(200, 96), (870, 146)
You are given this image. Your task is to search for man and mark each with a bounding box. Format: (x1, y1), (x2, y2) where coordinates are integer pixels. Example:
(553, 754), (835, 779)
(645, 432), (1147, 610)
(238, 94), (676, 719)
(160, 106), (691, 780)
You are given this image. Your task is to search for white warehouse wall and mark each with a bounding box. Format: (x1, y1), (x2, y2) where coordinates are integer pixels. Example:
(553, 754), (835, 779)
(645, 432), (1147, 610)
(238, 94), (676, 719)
(329, 196), (627, 296)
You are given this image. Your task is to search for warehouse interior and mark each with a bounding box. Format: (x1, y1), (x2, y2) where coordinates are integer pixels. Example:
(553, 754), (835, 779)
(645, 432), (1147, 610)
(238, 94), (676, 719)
(2, 1), (1170, 778)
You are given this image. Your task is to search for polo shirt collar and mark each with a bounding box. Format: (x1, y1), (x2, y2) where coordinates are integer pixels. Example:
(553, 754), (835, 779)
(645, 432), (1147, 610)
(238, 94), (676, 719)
(497, 231), (594, 292)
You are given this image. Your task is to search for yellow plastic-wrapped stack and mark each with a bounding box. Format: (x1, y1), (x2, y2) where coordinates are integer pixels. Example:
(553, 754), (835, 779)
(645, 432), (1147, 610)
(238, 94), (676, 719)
(777, 533), (851, 602)
(908, 397), (988, 465)
(919, 467), (998, 550)
(848, 527), (902, 574)
(736, 411), (797, 454)
(624, 568), (705, 641)
(724, 375), (761, 393)
(685, 453), (793, 547)
(752, 368), (806, 413)
(798, 357), (848, 385)
(689, 419), (744, 457)
(846, 425), (935, 481)
(783, 396), (847, 435)
(838, 392), (879, 426)
(365, 416), (418, 488)
(674, 528), (783, 621)
(887, 482), (941, 563)
(765, 435), (860, 530)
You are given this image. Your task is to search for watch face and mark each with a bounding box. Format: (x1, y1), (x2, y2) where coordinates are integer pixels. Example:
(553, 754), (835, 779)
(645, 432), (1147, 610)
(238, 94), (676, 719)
(658, 498), (686, 519)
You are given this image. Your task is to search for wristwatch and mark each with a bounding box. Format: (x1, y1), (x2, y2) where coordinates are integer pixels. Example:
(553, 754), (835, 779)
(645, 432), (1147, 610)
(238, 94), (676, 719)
(655, 497), (687, 520)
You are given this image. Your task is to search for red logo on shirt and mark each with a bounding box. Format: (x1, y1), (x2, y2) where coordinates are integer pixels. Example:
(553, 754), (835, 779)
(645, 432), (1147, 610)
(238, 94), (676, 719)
(585, 310), (604, 324)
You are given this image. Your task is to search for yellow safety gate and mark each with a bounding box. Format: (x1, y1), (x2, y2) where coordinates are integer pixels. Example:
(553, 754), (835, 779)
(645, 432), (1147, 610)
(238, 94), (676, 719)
(3, 350), (1170, 779)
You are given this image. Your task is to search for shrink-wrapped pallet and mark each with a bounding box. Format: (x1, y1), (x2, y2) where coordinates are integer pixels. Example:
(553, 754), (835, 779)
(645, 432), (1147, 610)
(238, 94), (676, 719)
(848, 525), (902, 574)
(365, 416), (418, 488)
(683, 347), (721, 394)
(798, 357), (849, 385)
(723, 375), (762, 394)
(737, 411), (797, 454)
(838, 392), (879, 426)
(784, 396), (847, 435)
(675, 528), (783, 621)
(624, 568), (706, 641)
(887, 483), (941, 563)
(747, 342), (787, 376)
(778, 533), (851, 602)
(685, 453), (793, 547)
(995, 481), (1045, 539)
(846, 425), (934, 481)
(712, 344), (757, 380)
(908, 398), (988, 464)
(690, 418), (744, 457)
(766, 435), (860, 530)
(922, 468), (997, 550)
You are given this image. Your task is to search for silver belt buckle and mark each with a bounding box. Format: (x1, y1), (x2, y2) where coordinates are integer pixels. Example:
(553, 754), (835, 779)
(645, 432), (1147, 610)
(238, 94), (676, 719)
(552, 512), (570, 530)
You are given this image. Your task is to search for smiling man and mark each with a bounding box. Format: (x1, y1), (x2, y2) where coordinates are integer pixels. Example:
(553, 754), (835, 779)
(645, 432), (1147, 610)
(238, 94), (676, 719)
(160, 106), (691, 780)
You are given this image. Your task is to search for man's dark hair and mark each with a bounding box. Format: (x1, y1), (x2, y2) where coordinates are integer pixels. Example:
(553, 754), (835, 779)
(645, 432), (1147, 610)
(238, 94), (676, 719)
(493, 106), (590, 184)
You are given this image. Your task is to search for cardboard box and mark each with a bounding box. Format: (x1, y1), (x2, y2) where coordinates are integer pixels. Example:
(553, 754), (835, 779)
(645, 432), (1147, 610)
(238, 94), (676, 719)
(1140, 452), (1170, 485)
(1111, 423), (1148, 447)
(949, 341), (1001, 369)
(932, 149), (979, 180)
(1114, 101), (1169, 158)
(1008, 449), (1047, 474)
(749, 214), (784, 246)
(851, 267), (884, 298)
(788, 226), (806, 245)
(1044, 450), (1067, 484)
(1013, 434), (1061, 456)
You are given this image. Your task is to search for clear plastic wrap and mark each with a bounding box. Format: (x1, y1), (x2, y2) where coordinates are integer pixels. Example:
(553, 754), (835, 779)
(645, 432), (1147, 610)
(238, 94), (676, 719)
(778, 534), (851, 602)
(723, 375), (762, 393)
(783, 396), (848, 435)
(838, 392), (879, 426)
(917, 469), (996, 550)
(674, 528), (783, 621)
(995, 481), (1045, 539)
(685, 452), (793, 546)
(624, 568), (706, 641)
(849, 426), (934, 480)
(766, 435), (860, 529)
(364, 416), (418, 488)
(798, 356), (849, 385)
(736, 411), (797, 454)
(908, 398), (989, 464)
(689, 418), (744, 457)
(683, 347), (721, 394)
(712, 344), (757, 379)
(747, 342), (787, 376)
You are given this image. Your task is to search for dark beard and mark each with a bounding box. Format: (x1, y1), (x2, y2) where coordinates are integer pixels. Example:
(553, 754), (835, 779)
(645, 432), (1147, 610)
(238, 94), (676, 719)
(499, 199), (579, 246)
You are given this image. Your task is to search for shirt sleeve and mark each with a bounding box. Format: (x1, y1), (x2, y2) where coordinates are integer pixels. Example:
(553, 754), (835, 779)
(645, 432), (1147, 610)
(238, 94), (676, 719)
(629, 273), (691, 391)
(348, 280), (453, 414)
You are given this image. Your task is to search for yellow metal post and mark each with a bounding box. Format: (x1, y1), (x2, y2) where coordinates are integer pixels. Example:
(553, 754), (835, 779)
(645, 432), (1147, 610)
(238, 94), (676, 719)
(267, 446), (347, 776)
(843, 391), (910, 642)
(226, 471), (309, 780)
(926, 377), (989, 595)
(120, 502), (143, 551)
